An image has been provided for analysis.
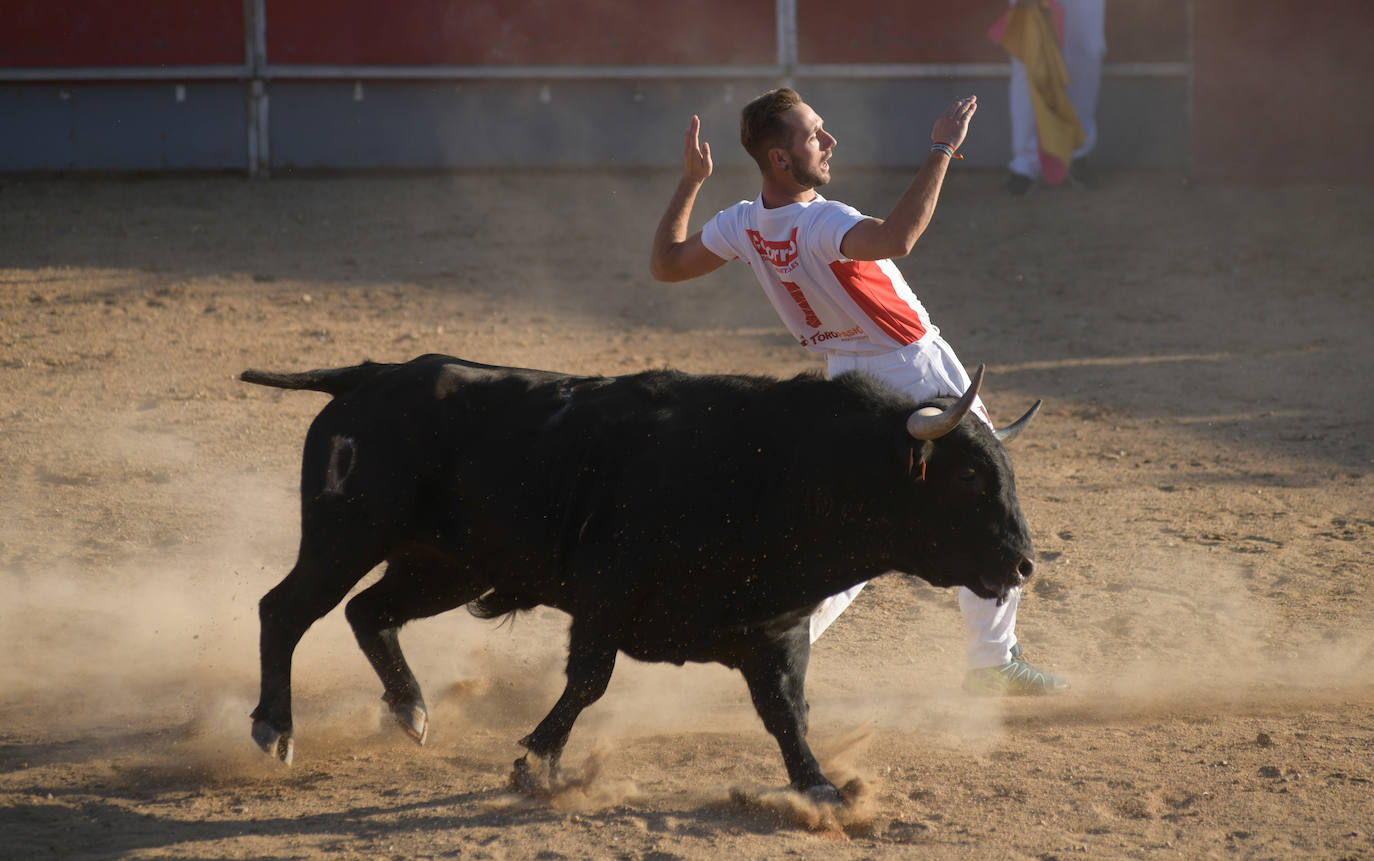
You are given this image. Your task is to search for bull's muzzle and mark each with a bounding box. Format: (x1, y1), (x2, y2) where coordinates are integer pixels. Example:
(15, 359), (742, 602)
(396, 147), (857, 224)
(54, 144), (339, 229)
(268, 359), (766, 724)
(982, 555), (1035, 605)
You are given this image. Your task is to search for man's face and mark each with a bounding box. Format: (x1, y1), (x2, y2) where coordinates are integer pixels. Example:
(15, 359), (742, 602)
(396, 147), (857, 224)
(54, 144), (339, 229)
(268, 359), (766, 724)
(780, 104), (837, 189)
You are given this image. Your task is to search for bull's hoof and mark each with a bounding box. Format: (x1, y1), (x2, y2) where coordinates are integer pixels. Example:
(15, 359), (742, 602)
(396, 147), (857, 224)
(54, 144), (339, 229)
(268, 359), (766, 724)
(510, 754), (554, 798)
(803, 782), (845, 806)
(391, 702), (429, 746)
(251, 719), (294, 765)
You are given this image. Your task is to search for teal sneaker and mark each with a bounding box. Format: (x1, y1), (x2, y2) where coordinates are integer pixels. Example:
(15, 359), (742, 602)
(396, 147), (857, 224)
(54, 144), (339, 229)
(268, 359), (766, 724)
(963, 644), (1070, 696)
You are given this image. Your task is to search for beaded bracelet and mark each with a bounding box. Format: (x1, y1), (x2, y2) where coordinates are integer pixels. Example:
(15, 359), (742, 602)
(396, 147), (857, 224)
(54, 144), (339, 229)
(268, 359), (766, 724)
(930, 141), (964, 160)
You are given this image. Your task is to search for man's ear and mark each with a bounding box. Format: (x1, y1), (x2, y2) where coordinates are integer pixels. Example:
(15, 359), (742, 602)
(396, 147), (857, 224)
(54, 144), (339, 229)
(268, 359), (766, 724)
(769, 147), (788, 170)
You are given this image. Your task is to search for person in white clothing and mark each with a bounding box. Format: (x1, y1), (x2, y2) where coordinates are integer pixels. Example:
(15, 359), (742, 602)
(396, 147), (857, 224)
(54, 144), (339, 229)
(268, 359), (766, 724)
(1006, 0), (1107, 194)
(649, 87), (1068, 695)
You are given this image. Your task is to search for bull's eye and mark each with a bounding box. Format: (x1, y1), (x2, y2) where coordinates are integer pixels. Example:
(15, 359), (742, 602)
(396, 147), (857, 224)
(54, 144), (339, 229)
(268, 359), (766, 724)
(960, 468), (978, 483)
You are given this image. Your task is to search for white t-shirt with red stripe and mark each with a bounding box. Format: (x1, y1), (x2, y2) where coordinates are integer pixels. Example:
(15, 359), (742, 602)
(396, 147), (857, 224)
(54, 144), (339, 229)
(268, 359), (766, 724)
(701, 194), (939, 355)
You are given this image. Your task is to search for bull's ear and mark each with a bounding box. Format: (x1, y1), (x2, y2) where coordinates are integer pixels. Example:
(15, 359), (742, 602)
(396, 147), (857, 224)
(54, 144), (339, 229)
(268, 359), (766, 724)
(906, 443), (931, 480)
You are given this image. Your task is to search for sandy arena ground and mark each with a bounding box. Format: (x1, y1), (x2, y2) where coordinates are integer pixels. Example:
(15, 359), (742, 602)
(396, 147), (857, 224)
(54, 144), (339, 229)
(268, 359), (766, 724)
(1, 166), (1371, 859)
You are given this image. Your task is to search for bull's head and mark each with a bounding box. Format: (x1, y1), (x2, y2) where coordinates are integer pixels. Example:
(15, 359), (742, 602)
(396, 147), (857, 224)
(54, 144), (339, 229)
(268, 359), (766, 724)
(902, 366), (1040, 604)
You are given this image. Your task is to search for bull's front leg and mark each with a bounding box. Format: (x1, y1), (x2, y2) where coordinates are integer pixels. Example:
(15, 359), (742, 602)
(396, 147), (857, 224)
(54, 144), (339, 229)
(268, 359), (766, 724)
(739, 626), (841, 803)
(511, 625), (617, 796)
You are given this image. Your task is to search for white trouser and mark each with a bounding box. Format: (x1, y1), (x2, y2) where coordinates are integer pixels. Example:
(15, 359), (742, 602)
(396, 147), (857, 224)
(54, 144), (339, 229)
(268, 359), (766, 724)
(809, 335), (1020, 668)
(1008, 0), (1107, 178)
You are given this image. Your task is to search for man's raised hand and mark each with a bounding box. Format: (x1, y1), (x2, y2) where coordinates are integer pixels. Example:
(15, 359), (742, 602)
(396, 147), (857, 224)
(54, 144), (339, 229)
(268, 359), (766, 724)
(684, 115), (713, 183)
(931, 95), (978, 152)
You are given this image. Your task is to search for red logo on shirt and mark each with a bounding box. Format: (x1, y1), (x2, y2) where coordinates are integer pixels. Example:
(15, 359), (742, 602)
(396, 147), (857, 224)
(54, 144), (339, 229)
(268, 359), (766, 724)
(746, 228), (799, 269)
(781, 280), (823, 329)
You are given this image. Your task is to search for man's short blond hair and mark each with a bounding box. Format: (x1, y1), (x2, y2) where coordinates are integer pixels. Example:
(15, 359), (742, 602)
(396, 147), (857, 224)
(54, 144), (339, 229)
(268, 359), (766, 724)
(740, 87), (804, 172)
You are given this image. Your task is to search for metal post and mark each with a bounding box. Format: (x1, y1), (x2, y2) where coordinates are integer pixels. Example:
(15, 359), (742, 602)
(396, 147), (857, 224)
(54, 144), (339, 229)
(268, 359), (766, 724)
(1184, 0), (1195, 180)
(776, 0), (798, 87)
(244, 0), (269, 177)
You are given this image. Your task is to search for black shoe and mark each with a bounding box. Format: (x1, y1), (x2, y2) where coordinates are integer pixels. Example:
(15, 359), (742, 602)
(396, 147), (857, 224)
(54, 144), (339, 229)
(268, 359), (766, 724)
(1004, 172), (1036, 196)
(1068, 158), (1099, 189)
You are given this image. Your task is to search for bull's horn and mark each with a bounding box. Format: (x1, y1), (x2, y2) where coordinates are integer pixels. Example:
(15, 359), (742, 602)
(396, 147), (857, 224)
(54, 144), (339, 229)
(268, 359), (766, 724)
(993, 399), (1042, 443)
(906, 364), (983, 440)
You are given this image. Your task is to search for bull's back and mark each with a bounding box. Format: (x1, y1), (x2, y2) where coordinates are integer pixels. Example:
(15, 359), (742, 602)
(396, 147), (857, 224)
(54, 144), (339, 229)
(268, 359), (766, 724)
(289, 358), (915, 624)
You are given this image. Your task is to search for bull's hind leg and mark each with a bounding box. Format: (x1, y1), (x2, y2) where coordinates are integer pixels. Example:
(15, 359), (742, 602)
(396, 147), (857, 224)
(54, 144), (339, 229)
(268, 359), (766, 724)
(252, 538), (385, 765)
(344, 550), (485, 746)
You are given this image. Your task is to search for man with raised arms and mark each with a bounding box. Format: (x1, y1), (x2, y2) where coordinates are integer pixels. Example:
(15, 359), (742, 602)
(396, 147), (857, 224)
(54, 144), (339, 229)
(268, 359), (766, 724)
(650, 89), (1068, 694)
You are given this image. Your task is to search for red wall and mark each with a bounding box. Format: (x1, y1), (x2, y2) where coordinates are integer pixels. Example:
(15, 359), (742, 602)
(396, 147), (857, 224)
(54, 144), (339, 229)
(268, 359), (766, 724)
(4, 0), (1187, 69)
(1191, 0), (1374, 180)
(265, 0), (775, 66)
(0, 0), (242, 67)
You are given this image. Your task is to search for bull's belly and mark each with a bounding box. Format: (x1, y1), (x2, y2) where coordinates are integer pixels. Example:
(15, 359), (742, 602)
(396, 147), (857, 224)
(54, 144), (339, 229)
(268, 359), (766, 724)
(614, 606), (816, 667)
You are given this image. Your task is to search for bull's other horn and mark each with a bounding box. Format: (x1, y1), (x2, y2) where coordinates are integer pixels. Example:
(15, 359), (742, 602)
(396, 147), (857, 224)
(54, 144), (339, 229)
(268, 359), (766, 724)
(993, 399), (1042, 443)
(906, 364), (983, 440)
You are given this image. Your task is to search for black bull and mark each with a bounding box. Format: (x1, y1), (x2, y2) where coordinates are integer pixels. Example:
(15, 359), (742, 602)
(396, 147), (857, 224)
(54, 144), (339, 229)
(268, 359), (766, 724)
(241, 353), (1040, 801)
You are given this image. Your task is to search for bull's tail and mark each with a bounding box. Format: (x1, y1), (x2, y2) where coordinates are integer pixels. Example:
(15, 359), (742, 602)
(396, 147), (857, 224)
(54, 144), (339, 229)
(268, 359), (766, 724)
(467, 589), (540, 620)
(240, 362), (385, 397)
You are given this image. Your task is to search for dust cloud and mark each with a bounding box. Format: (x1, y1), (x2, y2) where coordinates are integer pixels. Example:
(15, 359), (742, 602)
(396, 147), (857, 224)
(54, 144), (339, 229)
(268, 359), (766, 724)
(2, 461), (1369, 811)
(1054, 545), (1374, 715)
